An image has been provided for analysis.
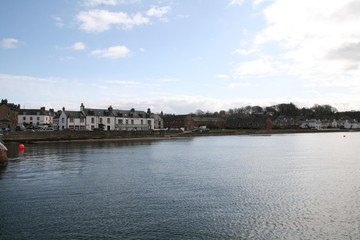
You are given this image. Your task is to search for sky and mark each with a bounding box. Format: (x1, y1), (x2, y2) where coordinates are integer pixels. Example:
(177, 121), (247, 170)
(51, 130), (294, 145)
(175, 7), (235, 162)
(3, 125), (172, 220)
(1, 0), (360, 114)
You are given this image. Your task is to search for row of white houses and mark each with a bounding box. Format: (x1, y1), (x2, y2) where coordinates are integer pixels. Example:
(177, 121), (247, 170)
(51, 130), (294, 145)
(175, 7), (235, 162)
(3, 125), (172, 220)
(18, 107), (55, 127)
(58, 104), (155, 131)
(18, 104), (160, 131)
(300, 119), (359, 130)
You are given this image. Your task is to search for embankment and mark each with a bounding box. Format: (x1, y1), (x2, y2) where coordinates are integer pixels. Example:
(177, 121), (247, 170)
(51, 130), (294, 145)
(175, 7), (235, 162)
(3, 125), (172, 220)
(2, 129), (357, 143)
(2, 130), (167, 143)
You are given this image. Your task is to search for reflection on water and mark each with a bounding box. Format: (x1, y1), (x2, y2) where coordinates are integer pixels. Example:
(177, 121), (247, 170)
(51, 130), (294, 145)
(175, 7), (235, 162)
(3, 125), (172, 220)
(1, 133), (360, 239)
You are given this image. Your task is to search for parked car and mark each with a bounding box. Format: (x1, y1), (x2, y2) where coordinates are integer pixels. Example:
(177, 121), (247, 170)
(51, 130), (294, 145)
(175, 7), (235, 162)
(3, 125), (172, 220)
(62, 128), (73, 131)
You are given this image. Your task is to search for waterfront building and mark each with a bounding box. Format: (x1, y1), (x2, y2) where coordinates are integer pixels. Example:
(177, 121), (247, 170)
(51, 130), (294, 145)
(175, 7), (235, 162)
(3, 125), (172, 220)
(18, 107), (55, 128)
(162, 114), (194, 131)
(59, 108), (86, 130)
(192, 116), (226, 129)
(0, 99), (20, 129)
(59, 103), (155, 131)
(113, 108), (154, 131)
(152, 114), (164, 129)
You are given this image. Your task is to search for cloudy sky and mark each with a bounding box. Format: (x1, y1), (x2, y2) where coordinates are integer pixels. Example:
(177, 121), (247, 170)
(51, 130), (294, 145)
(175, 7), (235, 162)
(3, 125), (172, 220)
(1, 0), (360, 113)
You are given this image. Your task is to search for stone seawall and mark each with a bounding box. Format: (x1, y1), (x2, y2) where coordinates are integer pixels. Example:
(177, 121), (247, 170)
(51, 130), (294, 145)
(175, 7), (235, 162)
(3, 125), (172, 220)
(2, 131), (165, 143)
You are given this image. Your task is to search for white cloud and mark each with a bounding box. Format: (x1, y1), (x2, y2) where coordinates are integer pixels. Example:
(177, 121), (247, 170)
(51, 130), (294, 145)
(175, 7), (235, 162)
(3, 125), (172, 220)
(82, 0), (140, 7)
(106, 80), (140, 85)
(71, 42), (86, 50)
(232, 48), (255, 55)
(215, 74), (231, 79)
(1, 38), (20, 49)
(0, 73), (59, 82)
(231, 0), (360, 91)
(229, 0), (245, 6)
(150, 78), (178, 82)
(233, 56), (285, 78)
(76, 10), (149, 32)
(227, 82), (251, 88)
(146, 6), (171, 18)
(91, 45), (131, 58)
(53, 16), (64, 28)
(3, 72), (359, 112)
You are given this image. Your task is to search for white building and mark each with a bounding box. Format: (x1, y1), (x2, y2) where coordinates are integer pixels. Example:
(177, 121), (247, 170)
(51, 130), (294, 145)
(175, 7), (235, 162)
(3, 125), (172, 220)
(343, 119), (358, 129)
(113, 108), (154, 131)
(59, 108), (86, 130)
(18, 107), (55, 127)
(71, 103), (155, 131)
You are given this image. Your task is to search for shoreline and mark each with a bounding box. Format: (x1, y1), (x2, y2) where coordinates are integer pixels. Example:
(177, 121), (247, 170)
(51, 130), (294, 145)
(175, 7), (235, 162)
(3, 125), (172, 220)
(2, 128), (358, 144)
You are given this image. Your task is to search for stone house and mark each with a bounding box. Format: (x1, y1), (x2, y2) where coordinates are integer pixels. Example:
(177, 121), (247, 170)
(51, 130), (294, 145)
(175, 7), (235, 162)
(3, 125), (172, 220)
(0, 99), (20, 129)
(162, 114), (194, 130)
(192, 116), (226, 129)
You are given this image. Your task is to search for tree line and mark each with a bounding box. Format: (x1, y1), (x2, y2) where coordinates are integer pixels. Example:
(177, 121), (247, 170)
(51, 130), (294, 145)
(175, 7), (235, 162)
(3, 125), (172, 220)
(192, 103), (359, 120)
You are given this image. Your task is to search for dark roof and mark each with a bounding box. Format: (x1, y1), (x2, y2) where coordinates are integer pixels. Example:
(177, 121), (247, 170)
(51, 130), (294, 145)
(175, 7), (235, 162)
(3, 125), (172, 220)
(0, 101), (20, 111)
(84, 108), (113, 117)
(84, 108), (148, 118)
(19, 108), (53, 116)
(162, 115), (191, 121)
(65, 111), (85, 118)
(193, 116), (225, 122)
(112, 109), (147, 118)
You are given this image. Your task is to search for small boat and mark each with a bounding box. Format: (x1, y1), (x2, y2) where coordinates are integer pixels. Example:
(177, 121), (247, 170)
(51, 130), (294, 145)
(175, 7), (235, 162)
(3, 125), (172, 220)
(0, 140), (8, 167)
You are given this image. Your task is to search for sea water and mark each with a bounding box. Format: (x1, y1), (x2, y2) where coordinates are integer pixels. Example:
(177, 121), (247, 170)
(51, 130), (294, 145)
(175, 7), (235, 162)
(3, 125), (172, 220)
(1, 132), (360, 239)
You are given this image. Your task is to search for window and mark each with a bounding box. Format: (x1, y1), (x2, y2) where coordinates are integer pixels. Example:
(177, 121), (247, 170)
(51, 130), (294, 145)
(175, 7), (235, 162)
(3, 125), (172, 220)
(141, 120), (144, 125)
(23, 117), (26, 121)
(62, 118), (64, 123)
(91, 125), (94, 130)
(100, 118), (103, 124)
(131, 120), (134, 125)
(70, 118), (74, 123)
(37, 117), (40, 121)
(107, 118), (110, 124)
(30, 117), (33, 120)
(118, 119), (123, 124)
(80, 118), (84, 123)
(125, 120), (129, 124)
(91, 118), (94, 124)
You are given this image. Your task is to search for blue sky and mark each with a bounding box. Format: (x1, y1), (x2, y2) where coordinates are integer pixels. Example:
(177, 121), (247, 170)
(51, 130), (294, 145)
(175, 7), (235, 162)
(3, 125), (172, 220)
(1, 0), (360, 114)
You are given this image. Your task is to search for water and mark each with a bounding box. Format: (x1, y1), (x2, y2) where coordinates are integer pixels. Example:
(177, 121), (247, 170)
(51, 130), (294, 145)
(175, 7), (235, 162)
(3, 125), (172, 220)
(1, 132), (360, 239)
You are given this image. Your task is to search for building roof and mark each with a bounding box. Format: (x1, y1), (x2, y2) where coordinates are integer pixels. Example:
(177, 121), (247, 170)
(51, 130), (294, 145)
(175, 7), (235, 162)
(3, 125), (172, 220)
(19, 108), (54, 116)
(0, 99), (20, 111)
(162, 114), (191, 121)
(192, 116), (225, 122)
(64, 111), (85, 118)
(83, 108), (148, 118)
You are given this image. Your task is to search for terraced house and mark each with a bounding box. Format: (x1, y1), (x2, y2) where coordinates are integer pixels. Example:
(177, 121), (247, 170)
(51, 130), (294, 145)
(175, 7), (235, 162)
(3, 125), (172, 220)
(59, 103), (154, 131)
(18, 107), (55, 128)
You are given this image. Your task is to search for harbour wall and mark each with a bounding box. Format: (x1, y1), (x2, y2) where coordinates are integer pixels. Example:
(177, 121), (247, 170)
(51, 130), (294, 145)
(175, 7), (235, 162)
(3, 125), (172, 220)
(2, 130), (166, 143)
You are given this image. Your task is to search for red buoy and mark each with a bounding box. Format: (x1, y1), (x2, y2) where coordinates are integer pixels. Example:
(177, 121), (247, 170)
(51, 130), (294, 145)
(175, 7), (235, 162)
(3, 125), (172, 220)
(18, 144), (25, 151)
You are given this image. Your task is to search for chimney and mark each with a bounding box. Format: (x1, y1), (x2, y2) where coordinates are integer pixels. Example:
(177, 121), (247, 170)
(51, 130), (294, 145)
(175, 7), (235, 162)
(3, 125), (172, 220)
(41, 107), (45, 111)
(62, 107), (65, 111)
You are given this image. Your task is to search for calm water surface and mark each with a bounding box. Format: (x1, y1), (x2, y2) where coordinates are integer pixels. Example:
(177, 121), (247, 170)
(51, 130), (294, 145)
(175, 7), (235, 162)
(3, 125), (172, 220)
(1, 133), (360, 239)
